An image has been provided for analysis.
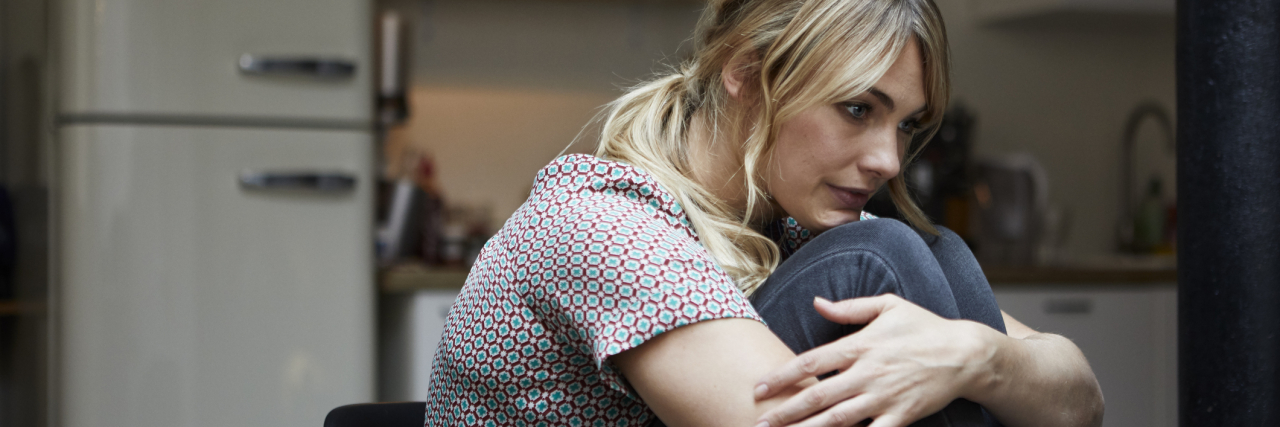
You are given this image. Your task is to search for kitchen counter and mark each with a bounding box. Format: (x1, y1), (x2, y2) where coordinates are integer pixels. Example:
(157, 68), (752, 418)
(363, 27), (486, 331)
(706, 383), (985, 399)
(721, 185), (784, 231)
(986, 254), (1177, 285)
(984, 265), (1175, 285)
(381, 258), (1178, 292)
(380, 263), (470, 293)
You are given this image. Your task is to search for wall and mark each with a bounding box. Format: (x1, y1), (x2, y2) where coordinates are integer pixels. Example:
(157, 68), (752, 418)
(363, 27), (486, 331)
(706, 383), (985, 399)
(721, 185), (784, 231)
(399, 0), (1177, 257)
(395, 86), (613, 227)
(395, 0), (701, 230)
(939, 2), (1177, 258)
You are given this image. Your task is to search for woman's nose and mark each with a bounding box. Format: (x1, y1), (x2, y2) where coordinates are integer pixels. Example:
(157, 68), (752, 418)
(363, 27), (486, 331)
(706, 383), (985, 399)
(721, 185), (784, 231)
(857, 128), (901, 180)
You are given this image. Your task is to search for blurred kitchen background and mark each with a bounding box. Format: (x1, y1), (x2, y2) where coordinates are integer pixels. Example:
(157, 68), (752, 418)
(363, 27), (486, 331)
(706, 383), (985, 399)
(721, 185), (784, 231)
(0, 0), (1177, 427)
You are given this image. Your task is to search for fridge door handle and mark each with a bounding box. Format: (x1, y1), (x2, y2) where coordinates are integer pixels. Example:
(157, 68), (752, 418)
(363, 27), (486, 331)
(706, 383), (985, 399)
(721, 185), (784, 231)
(238, 54), (357, 79)
(239, 170), (357, 192)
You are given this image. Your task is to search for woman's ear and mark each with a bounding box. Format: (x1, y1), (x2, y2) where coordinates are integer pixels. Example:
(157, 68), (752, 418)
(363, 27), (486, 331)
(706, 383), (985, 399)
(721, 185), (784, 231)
(721, 52), (755, 100)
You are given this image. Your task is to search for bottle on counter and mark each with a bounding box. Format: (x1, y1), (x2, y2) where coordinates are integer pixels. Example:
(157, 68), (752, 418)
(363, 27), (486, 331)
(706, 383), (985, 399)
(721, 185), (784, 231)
(1133, 176), (1166, 254)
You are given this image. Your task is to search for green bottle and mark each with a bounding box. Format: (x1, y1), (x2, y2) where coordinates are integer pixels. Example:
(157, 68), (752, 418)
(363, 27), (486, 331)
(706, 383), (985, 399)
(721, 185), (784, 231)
(1133, 177), (1166, 254)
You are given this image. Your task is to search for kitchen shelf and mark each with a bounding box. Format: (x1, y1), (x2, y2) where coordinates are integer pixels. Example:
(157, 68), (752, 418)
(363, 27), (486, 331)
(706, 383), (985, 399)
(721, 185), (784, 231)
(972, 0), (1173, 26)
(377, 261), (1177, 290)
(984, 266), (1175, 285)
(380, 263), (470, 293)
(984, 254), (1177, 285)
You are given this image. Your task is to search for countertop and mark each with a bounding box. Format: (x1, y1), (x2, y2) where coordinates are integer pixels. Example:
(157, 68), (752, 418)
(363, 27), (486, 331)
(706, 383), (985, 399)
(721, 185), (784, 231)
(986, 254), (1176, 285)
(382, 255), (1178, 292)
(983, 265), (1176, 285)
(380, 263), (470, 293)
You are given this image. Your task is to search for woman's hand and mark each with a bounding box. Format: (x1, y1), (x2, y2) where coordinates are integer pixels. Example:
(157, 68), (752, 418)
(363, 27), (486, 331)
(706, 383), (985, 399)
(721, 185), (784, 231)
(752, 295), (1105, 427)
(752, 294), (1002, 427)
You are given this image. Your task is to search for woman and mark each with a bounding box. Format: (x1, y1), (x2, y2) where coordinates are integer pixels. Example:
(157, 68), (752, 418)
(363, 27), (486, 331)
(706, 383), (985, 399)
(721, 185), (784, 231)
(425, 0), (1103, 426)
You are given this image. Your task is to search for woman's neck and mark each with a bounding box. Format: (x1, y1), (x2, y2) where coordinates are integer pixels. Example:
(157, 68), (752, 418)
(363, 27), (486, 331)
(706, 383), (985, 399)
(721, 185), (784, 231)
(686, 110), (786, 226)
(686, 111), (749, 212)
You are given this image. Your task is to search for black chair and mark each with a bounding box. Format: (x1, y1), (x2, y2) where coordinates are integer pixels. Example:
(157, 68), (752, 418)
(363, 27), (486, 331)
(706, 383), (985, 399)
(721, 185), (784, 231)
(323, 402), (425, 427)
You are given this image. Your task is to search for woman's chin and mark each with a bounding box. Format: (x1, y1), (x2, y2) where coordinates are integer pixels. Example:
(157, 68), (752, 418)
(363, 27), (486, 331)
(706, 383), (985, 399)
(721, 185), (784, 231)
(806, 210), (863, 232)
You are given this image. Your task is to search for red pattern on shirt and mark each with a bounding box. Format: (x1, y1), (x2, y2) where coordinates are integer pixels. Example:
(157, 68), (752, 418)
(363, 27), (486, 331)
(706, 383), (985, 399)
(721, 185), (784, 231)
(425, 155), (762, 426)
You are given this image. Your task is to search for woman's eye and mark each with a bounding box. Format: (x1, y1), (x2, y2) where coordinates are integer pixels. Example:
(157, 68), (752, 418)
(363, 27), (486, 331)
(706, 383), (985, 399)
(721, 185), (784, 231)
(843, 103), (870, 119)
(899, 119), (920, 133)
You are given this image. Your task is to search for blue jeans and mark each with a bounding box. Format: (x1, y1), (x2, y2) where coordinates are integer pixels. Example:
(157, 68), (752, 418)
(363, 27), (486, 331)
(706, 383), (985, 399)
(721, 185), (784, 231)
(750, 219), (1006, 427)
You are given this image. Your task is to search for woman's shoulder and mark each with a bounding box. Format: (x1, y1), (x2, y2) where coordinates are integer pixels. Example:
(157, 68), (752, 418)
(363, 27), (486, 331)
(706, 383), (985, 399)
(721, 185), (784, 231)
(531, 154), (666, 197)
(527, 154), (693, 237)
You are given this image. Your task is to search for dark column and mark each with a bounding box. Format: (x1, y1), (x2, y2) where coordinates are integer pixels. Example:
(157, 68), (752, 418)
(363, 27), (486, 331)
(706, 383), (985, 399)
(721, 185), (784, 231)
(1177, 0), (1280, 425)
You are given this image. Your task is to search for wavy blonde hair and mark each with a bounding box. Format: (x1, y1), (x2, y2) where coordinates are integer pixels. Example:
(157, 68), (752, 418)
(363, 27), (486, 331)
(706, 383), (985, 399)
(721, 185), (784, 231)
(595, 0), (951, 296)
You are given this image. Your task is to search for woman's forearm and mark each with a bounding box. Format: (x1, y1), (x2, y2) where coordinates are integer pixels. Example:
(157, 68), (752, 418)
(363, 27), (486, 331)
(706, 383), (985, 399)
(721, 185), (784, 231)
(967, 324), (1105, 427)
(752, 299), (1104, 427)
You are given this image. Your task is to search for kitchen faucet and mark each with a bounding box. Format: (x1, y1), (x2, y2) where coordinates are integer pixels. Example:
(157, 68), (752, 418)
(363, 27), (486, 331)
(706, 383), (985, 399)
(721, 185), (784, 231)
(1119, 101), (1175, 252)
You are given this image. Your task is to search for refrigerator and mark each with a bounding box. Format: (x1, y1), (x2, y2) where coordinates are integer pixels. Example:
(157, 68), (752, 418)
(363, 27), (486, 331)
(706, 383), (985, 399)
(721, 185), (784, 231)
(53, 0), (375, 426)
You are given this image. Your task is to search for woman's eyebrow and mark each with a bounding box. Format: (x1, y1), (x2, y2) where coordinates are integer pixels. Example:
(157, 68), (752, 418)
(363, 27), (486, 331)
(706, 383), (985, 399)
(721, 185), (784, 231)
(908, 105), (927, 118)
(866, 87), (927, 118)
(867, 87), (895, 111)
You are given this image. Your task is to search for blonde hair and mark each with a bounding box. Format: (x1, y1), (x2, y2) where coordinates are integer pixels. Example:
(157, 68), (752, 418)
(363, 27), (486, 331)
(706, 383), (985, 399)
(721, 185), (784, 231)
(595, 0), (951, 295)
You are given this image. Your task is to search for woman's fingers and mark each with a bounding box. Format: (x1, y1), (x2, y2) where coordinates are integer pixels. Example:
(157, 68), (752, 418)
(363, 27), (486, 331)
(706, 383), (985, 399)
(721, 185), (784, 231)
(756, 295), (902, 401)
(813, 294), (902, 325)
(754, 334), (868, 400)
(756, 296), (991, 427)
(786, 393), (881, 427)
(756, 367), (875, 426)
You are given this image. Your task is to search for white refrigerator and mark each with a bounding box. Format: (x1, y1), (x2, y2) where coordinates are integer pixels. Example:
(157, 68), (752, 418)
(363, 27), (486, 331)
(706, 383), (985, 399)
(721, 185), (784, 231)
(54, 0), (375, 426)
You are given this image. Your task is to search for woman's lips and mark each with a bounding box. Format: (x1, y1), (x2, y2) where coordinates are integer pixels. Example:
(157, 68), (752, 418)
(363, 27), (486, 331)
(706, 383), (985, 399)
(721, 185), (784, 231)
(826, 184), (871, 211)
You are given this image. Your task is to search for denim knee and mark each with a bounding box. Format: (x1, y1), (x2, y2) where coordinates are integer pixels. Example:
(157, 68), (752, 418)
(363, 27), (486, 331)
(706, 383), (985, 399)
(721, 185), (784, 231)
(804, 218), (935, 269)
(760, 219), (960, 317)
(823, 217), (918, 241)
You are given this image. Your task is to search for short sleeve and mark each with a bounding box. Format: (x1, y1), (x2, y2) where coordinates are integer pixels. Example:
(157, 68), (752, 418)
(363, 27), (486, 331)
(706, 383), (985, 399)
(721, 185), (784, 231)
(518, 188), (761, 397)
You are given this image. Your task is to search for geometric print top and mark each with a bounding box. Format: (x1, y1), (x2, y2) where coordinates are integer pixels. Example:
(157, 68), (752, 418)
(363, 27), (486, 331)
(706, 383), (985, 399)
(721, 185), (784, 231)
(425, 154), (763, 426)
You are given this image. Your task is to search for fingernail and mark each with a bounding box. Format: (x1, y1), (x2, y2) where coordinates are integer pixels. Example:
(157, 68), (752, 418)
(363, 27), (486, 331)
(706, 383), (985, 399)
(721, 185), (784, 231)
(814, 296), (831, 305)
(755, 422), (770, 427)
(754, 383), (768, 398)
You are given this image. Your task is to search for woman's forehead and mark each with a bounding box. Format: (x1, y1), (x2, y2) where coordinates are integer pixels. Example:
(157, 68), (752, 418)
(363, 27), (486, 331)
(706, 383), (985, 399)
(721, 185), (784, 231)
(869, 40), (927, 111)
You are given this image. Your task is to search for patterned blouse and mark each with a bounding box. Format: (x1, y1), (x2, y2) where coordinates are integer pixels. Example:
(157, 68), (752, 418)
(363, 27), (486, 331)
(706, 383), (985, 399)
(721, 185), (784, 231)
(425, 155), (762, 426)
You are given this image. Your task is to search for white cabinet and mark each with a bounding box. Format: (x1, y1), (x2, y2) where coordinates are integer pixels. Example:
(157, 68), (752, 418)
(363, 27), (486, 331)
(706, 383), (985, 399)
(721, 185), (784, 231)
(378, 289), (459, 401)
(59, 0), (371, 122)
(994, 285), (1176, 427)
(972, 0), (1173, 24)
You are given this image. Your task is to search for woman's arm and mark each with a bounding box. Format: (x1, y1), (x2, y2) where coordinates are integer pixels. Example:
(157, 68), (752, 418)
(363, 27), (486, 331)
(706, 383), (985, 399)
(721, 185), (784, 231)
(752, 295), (1103, 427)
(612, 318), (819, 426)
(975, 311), (1104, 427)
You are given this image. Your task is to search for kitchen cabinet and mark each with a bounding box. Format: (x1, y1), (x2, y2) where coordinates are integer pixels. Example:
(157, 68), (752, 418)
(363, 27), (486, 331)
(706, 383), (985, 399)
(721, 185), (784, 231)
(378, 287), (458, 401)
(971, 0), (1173, 25)
(377, 263), (468, 401)
(993, 284), (1177, 427)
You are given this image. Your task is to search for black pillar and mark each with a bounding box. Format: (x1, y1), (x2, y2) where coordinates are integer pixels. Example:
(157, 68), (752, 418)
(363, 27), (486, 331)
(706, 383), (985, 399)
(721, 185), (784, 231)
(1177, 0), (1280, 425)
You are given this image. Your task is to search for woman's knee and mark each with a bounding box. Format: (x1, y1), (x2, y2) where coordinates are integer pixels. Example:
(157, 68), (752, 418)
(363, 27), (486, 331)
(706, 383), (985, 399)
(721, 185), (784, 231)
(806, 218), (933, 265)
(923, 225), (966, 250)
(779, 219), (961, 317)
(828, 217), (918, 239)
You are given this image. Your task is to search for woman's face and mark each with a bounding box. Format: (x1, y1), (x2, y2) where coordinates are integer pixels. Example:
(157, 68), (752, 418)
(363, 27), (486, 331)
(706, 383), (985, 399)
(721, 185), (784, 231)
(764, 41), (928, 232)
